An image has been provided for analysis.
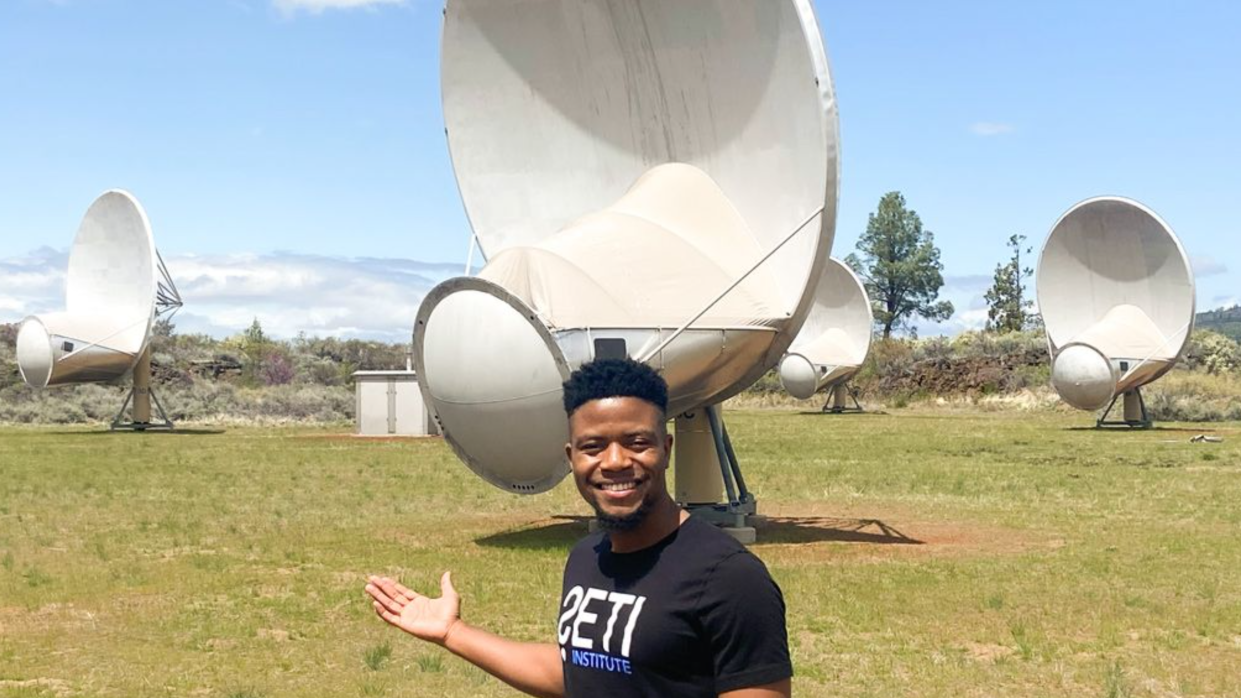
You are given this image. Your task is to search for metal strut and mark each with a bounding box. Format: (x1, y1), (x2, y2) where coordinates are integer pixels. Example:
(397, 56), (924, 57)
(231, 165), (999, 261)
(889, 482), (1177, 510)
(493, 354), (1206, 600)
(155, 249), (184, 319)
(695, 406), (755, 531)
(110, 249), (183, 432)
(1096, 388), (1151, 429)
(821, 382), (865, 414)
(110, 386), (176, 431)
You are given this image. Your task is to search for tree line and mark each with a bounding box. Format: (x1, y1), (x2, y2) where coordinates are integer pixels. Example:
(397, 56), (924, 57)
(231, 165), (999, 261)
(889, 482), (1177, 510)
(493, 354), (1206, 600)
(846, 191), (1036, 339)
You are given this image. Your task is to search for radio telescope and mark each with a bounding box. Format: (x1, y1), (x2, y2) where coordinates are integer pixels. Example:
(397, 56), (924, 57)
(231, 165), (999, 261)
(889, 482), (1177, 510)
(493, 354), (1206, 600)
(414, 0), (839, 537)
(779, 257), (873, 412)
(1037, 197), (1194, 428)
(16, 190), (184, 430)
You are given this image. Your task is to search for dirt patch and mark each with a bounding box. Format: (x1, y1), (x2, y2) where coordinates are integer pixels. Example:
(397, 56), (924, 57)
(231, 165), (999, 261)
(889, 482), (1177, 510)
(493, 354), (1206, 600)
(464, 506), (1056, 563)
(256, 627), (291, 642)
(962, 642), (1016, 663)
(752, 502), (1058, 564)
(0, 603), (100, 634)
(0, 678), (74, 697)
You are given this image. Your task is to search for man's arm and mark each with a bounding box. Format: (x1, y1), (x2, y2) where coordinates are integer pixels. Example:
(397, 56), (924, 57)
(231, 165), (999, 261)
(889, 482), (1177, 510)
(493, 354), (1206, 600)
(365, 574), (564, 698)
(721, 678), (792, 698)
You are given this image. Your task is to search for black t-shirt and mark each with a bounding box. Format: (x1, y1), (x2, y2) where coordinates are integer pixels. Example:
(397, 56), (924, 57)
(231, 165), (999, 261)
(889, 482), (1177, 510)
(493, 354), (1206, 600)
(557, 516), (792, 697)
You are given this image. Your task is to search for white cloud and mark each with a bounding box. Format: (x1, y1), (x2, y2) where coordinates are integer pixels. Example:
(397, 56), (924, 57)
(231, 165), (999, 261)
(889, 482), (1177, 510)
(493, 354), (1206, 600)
(908, 274), (1008, 337)
(970, 122), (1016, 137)
(0, 249), (1039, 341)
(0, 248), (67, 319)
(0, 249), (465, 342)
(955, 308), (990, 331)
(1192, 255), (1228, 278)
(273, 0), (406, 15)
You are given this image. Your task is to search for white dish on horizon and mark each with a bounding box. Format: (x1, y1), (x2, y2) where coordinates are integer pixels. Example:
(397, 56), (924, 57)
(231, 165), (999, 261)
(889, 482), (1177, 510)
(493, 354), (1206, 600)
(17, 190), (159, 388)
(1037, 196), (1194, 412)
(779, 257), (873, 400)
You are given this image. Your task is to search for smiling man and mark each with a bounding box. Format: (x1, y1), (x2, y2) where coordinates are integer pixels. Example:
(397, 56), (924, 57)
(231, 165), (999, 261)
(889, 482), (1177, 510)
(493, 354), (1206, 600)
(365, 358), (792, 697)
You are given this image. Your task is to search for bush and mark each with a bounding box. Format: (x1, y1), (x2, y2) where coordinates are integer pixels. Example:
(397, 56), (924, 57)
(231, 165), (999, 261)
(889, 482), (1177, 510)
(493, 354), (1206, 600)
(1183, 330), (1241, 375)
(260, 351), (296, 386)
(1145, 372), (1241, 422)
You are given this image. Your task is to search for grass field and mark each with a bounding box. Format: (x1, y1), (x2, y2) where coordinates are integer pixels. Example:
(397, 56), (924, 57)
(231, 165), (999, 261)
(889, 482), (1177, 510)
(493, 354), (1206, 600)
(2, 409), (1240, 698)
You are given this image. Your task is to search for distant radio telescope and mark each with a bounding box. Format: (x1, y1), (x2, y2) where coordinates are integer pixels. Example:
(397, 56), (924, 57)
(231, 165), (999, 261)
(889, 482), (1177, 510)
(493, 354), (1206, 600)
(413, 0), (840, 538)
(16, 190), (183, 430)
(779, 257), (873, 411)
(1037, 197), (1195, 428)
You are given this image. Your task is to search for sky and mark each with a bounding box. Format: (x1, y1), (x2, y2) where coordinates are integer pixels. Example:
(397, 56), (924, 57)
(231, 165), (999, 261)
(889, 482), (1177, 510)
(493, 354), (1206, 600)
(1, 0), (1237, 340)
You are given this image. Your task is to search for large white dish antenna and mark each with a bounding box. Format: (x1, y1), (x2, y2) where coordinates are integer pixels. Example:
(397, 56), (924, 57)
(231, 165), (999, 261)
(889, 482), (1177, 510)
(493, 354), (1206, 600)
(779, 257), (873, 400)
(1037, 197), (1195, 414)
(418, 0), (840, 493)
(17, 190), (159, 388)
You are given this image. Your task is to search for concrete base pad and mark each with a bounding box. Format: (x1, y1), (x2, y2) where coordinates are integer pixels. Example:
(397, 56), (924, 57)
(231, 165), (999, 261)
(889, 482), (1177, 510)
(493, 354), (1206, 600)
(720, 526), (757, 545)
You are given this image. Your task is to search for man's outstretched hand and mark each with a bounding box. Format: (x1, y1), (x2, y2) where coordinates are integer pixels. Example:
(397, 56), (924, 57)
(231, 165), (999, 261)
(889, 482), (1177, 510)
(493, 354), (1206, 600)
(365, 572), (461, 645)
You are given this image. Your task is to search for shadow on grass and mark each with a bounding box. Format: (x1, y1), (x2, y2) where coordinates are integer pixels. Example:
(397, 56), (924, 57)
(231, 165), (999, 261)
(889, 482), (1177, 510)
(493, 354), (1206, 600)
(55, 428), (227, 437)
(791, 410), (890, 417)
(1063, 425), (1221, 434)
(475, 516), (591, 550)
(477, 515), (923, 549)
(754, 516), (923, 546)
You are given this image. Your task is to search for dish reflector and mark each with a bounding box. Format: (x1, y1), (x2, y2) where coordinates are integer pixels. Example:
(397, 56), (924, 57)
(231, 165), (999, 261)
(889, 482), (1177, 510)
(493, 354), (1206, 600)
(17, 190), (159, 388)
(419, 0), (840, 493)
(1037, 197), (1195, 411)
(779, 257), (873, 400)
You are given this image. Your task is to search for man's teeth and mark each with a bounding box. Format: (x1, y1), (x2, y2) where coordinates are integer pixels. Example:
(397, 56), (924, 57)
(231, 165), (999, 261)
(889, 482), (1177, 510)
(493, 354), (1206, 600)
(600, 481), (637, 492)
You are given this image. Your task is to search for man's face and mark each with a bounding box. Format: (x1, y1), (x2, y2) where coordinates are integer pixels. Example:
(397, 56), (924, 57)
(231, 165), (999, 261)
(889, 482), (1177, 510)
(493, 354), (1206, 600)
(566, 396), (673, 529)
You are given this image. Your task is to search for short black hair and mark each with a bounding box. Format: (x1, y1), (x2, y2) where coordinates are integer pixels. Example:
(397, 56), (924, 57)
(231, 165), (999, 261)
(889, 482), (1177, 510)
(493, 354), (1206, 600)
(562, 358), (669, 417)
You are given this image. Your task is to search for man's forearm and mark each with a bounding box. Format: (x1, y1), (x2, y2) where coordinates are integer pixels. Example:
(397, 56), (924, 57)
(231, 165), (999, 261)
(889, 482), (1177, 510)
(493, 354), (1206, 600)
(441, 621), (564, 698)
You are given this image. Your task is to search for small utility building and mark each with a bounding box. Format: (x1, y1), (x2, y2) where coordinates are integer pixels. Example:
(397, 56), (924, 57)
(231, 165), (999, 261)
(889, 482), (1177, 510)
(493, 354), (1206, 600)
(353, 370), (438, 437)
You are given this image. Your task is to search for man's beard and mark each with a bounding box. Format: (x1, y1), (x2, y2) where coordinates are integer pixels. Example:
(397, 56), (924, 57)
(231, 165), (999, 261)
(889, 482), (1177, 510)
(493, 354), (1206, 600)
(593, 495), (656, 532)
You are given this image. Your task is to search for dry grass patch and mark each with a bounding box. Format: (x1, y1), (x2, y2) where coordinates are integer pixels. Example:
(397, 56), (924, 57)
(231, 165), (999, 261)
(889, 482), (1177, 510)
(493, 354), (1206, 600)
(2, 413), (1240, 697)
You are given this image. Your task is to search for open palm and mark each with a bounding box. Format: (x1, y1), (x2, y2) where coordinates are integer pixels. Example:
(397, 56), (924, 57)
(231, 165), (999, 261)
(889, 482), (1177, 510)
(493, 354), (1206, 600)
(365, 572), (460, 644)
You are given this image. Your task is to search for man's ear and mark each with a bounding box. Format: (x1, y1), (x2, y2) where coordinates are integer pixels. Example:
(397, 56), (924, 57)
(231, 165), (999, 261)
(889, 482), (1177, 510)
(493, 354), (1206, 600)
(565, 442), (573, 462)
(665, 433), (674, 451)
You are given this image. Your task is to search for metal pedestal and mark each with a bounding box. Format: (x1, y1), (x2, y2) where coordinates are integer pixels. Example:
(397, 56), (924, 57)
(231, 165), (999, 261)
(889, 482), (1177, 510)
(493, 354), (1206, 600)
(674, 405), (756, 543)
(821, 382), (864, 414)
(111, 348), (175, 431)
(1097, 388), (1150, 429)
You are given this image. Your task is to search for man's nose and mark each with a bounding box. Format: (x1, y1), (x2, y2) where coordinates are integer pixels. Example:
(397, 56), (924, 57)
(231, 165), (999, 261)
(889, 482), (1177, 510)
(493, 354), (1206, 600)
(600, 442), (630, 470)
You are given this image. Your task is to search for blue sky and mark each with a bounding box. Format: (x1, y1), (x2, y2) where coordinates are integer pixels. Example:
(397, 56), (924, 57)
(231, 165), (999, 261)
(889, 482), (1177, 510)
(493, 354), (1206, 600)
(1, 0), (1237, 339)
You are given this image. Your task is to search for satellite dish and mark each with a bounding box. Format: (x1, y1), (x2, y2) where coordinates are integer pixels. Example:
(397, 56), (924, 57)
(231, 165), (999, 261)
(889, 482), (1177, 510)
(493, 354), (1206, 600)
(16, 190), (184, 429)
(1037, 196), (1195, 427)
(416, 0), (840, 495)
(778, 257), (873, 410)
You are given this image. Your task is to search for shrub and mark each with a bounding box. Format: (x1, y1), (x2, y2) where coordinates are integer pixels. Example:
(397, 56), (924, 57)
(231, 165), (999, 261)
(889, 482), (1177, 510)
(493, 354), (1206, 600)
(1145, 372), (1241, 422)
(260, 351), (296, 386)
(1183, 330), (1241, 375)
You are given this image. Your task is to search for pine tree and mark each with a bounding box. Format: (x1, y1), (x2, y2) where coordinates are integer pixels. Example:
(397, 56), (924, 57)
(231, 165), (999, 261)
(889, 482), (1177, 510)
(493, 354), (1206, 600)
(983, 234), (1034, 333)
(846, 191), (953, 338)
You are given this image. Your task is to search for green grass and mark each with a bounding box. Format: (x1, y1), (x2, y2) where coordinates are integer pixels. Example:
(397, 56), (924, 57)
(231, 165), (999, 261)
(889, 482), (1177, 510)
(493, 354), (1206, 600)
(1, 411), (1240, 697)
(363, 641), (393, 671)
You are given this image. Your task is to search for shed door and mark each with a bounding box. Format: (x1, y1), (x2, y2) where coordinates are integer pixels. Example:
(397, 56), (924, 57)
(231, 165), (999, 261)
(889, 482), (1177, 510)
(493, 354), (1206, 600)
(358, 380), (391, 435)
(393, 379), (428, 436)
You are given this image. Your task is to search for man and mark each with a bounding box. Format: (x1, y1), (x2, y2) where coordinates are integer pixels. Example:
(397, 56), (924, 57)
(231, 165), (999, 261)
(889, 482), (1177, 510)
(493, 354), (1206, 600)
(365, 358), (792, 697)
